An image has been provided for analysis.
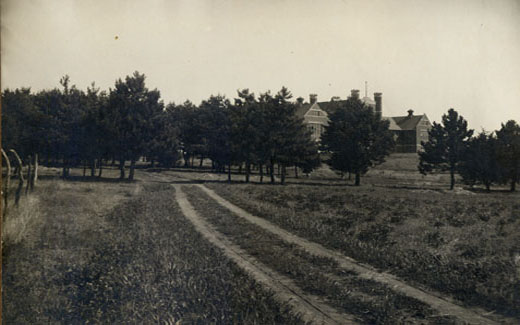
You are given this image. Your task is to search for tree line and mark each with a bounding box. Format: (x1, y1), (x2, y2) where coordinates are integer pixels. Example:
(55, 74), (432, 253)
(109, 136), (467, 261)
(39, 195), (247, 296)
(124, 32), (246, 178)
(3, 71), (518, 190)
(2, 72), (319, 184)
(419, 108), (520, 191)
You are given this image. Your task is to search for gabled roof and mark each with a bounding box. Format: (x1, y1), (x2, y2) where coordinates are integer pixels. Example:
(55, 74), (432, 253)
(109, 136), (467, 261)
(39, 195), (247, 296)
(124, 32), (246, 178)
(317, 100), (346, 114)
(297, 99), (429, 132)
(295, 103), (312, 118)
(382, 117), (402, 130)
(392, 115), (425, 130)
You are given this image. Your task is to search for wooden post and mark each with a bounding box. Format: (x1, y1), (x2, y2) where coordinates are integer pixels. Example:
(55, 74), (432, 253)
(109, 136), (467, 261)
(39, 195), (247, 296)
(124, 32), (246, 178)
(10, 150), (24, 205)
(2, 149), (11, 218)
(26, 155), (32, 194)
(33, 153), (38, 186)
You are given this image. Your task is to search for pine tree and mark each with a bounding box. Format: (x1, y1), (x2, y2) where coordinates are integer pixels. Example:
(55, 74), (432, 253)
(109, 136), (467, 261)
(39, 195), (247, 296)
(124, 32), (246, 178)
(321, 96), (394, 186)
(419, 108), (473, 190)
(107, 71), (164, 180)
(496, 120), (520, 191)
(459, 131), (500, 191)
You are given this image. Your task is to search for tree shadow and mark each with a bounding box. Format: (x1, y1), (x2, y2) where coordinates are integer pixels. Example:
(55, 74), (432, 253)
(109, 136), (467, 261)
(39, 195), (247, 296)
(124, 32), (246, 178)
(36, 174), (136, 184)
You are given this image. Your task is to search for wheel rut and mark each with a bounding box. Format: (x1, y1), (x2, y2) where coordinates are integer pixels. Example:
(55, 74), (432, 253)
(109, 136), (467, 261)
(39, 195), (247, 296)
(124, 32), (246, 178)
(196, 184), (500, 325)
(173, 184), (359, 325)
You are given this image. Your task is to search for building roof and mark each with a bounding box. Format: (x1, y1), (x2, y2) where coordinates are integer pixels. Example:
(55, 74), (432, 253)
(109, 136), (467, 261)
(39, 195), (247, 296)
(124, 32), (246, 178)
(392, 115), (425, 130)
(316, 100), (346, 114)
(295, 103), (312, 118)
(382, 117), (402, 130)
(361, 96), (375, 106)
(296, 99), (428, 132)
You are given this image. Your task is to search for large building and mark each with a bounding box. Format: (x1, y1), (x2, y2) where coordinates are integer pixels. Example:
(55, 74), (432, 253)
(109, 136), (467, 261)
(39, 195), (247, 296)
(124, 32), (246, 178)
(296, 89), (432, 153)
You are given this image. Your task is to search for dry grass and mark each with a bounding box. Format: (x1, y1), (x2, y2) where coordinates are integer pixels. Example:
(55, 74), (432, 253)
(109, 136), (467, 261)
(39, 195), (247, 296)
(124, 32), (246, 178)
(183, 185), (459, 324)
(2, 169), (304, 324)
(206, 179), (520, 320)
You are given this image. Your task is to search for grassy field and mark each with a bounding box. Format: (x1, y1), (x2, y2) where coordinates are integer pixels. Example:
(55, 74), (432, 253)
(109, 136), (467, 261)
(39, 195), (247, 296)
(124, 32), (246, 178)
(204, 160), (520, 319)
(2, 170), (303, 324)
(3, 154), (519, 323)
(183, 185), (459, 324)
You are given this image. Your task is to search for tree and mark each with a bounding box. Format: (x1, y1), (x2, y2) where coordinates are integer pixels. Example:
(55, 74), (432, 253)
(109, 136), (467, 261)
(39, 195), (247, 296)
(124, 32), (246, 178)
(170, 101), (203, 167)
(459, 131), (500, 191)
(55, 76), (88, 178)
(321, 96), (395, 186)
(78, 83), (108, 177)
(229, 89), (260, 183)
(146, 107), (181, 168)
(107, 71), (164, 180)
(419, 108), (473, 190)
(496, 120), (520, 191)
(1, 88), (41, 158)
(199, 95), (232, 174)
(269, 87), (319, 184)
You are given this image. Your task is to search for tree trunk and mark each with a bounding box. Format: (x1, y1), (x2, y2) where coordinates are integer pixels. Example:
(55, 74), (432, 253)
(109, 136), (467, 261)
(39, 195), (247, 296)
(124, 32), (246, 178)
(259, 164), (263, 183)
(150, 159), (155, 168)
(238, 163), (242, 174)
(245, 162), (250, 183)
(450, 168), (455, 190)
(98, 158), (103, 178)
(228, 164), (232, 183)
(2, 149), (12, 218)
(199, 156), (204, 167)
(485, 182), (491, 192)
(128, 159), (136, 180)
(270, 159), (275, 184)
(90, 159), (96, 177)
(511, 177), (517, 192)
(354, 172), (361, 186)
(62, 163), (67, 178)
(294, 165), (298, 178)
(281, 165), (286, 185)
(83, 162), (87, 178)
(119, 160), (125, 179)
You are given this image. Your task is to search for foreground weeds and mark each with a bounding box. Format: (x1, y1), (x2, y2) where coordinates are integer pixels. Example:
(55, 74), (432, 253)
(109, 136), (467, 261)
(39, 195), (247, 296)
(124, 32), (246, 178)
(207, 182), (520, 320)
(3, 179), (303, 324)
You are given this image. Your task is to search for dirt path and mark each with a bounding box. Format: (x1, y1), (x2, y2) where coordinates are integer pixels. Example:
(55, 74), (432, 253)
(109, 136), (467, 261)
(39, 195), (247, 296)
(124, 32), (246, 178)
(173, 185), (359, 325)
(196, 184), (499, 325)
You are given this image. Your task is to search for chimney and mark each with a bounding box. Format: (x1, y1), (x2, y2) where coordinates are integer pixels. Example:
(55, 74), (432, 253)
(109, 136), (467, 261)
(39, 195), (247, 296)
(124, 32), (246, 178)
(330, 96), (341, 102)
(350, 89), (360, 100)
(309, 94), (317, 104)
(374, 92), (382, 116)
(407, 109), (414, 117)
(296, 97), (304, 107)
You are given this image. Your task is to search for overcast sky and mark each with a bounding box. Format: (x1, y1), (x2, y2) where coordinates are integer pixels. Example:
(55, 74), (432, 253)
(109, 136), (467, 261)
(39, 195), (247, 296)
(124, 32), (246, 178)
(2, 0), (519, 131)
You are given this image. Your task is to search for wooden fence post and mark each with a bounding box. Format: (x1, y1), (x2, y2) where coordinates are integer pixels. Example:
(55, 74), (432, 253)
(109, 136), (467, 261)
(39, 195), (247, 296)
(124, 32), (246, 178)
(33, 153), (38, 186)
(26, 155), (32, 194)
(10, 150), (24, 205)
(2, 149), (11, 218)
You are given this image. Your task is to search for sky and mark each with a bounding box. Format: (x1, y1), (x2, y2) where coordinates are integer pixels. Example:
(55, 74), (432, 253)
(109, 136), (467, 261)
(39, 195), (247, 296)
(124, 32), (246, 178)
(2, 0), (520, 131)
